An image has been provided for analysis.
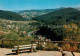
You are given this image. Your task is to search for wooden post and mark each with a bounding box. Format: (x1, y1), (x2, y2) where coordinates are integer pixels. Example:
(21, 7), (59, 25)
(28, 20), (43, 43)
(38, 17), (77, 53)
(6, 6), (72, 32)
(70, 44), (76, 56)
(38, 41), (40, 50)
(71, 51), (75, 56)
(16, 46), (19, 55)
(59, 47), (66, 56)
(31, 41), (33, 52)
(62, 53), (66, 56)
(1, 40), (4, 48)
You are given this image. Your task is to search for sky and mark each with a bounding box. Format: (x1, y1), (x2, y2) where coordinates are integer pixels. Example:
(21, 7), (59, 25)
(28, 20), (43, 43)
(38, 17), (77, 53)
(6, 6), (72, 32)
(0, 0), (80, 11)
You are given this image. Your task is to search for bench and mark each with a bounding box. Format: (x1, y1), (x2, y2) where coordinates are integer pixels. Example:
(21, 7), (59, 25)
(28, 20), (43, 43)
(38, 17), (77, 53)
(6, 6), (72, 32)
(12, 44), (37, 55)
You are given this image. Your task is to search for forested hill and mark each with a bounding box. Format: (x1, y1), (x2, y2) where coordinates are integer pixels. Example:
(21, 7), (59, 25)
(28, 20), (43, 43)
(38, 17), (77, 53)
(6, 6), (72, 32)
(32, 8), (80, 41)
(32, 8), (80, 24)
(0, 10), (27, 21)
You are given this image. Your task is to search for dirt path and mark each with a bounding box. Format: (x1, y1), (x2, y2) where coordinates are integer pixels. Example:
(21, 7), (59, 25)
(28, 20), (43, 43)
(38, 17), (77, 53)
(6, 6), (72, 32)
(0, 48), (80, 56)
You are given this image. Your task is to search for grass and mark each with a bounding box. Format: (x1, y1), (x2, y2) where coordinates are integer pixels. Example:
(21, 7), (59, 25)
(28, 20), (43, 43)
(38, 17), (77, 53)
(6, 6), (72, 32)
(0, 19), (37, 24)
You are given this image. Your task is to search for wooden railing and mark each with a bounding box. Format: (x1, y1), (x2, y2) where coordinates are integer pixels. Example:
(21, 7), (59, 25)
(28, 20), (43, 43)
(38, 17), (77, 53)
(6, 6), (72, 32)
(31, 40), (80, 56)
(0, 40), (80, 56)
(31, 40), (80, 43)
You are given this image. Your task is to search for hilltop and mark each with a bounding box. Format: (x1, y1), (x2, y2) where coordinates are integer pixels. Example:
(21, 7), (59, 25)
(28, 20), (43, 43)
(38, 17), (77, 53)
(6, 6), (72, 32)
(0, 10), (27, 21)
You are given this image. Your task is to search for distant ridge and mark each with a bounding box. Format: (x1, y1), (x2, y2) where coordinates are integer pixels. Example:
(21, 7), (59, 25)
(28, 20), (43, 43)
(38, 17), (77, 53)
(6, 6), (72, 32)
(32, 8), (80, 24)
(0, 10), (27, 21)
(19, 9), (55, 20)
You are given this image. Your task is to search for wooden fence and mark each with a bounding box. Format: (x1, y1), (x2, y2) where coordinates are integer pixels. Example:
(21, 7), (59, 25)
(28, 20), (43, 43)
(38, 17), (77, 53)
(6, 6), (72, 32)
(0, 40), (80, 56)
(31, 40), (80, 56)
(0, 39), (80, 48)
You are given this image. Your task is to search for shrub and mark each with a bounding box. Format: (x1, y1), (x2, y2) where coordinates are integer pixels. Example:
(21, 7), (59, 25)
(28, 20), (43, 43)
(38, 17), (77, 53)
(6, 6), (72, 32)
(46, 43), (58, 51)
(36, 44), (43, 50)
(36, 43), (58, 51)
(61, 43), (78, 52)
(61, 43), (71, 51)
(77, 48), (80, 52)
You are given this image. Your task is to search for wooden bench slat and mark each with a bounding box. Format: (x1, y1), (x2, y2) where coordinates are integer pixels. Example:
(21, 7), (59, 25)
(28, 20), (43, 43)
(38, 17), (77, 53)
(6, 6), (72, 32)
(12, 48), (31, 52)
(13, 46), (36, 50)
(14, 44), (37, 48)
(13, 48), (31, 51)
(14, 46), (36, 48)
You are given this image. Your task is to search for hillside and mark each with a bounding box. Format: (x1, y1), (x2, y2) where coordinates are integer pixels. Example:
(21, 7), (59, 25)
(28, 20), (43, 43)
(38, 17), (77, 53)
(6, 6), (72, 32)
(33, 8), (80, 24)
(32, 8), (80, 41)
(19, 9), (55, 20)
(0, 10), (27, 21)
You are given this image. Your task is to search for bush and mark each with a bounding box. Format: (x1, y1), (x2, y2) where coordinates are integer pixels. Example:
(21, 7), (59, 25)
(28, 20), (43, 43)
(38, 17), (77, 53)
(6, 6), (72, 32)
(4, 32), (19, 40)
(61, 43), (70, 51)
(36, 43), (58, 51)
(36, 44), (43, 50)
(46, 43), (58, 51)
(2, 40), (31, 48)
(77, 48), (80, 52)
(3, 43), (14, 48)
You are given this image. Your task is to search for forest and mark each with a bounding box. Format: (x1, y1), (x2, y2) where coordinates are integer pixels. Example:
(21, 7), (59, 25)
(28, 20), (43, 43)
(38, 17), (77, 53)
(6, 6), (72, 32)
(32, 8), (80, 41)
